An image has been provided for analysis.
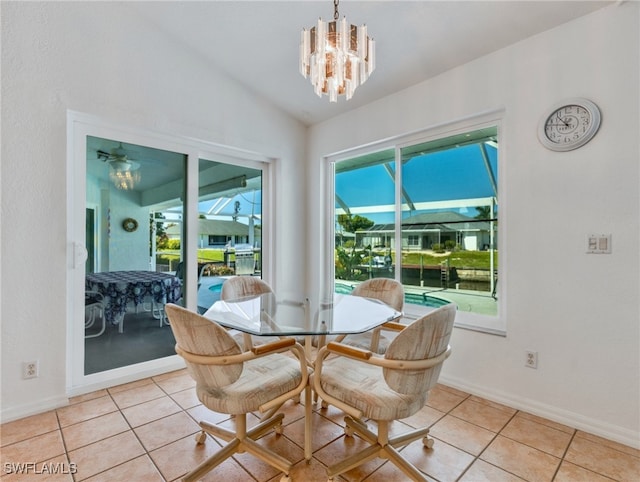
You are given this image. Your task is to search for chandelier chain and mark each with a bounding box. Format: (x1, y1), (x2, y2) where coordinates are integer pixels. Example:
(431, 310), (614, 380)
(334, 0), (339, 20)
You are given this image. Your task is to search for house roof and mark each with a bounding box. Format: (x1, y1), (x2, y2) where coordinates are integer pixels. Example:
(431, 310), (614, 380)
(359, 211), (491, 233)
(165, 219), (260, 236)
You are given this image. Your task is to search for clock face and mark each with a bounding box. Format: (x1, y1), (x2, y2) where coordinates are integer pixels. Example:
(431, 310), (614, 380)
(538, 98), (601, 151)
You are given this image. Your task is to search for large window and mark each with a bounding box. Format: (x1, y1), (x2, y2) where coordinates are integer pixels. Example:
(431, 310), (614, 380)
(333, 125), (499, 324)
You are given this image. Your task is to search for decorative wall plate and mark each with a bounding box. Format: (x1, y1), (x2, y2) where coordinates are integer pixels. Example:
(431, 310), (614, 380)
(122, 218), (138, 232)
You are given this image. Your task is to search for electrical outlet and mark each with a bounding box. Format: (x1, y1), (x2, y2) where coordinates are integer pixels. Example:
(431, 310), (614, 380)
(525, 351), (538, 369)
(23, 360), (39, 379)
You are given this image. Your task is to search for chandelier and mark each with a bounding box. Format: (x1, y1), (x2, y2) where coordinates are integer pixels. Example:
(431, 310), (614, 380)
(299, 0), (375, 102)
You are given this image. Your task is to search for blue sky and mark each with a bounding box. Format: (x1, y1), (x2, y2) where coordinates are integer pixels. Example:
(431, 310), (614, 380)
(335, 143), (497, 225)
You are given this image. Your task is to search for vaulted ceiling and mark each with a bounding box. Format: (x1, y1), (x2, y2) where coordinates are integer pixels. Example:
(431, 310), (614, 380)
(126, 1), (612, 126)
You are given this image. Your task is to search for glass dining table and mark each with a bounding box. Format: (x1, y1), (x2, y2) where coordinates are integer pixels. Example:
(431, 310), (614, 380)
(201, 292), (403, 462)
(202, 292), (402, 356)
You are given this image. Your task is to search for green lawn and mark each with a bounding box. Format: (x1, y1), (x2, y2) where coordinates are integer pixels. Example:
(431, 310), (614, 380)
(158, 248), (496, 271)
(157, 248), (226, 265)
(402, 250), (497, 269)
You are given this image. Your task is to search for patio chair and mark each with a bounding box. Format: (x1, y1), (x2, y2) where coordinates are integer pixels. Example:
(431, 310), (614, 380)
(312, 303), (456, 481)
(164, 303), (309, 482)
(85, 291), (106, 338)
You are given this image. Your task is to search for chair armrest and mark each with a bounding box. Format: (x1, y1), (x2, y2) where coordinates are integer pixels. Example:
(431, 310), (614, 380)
(379, 321), (405, 332)
(176, 337), (299, 365)
(326, 341), (372, 360)
(251, 337), (295, 355)
(318, 342), (452, 371)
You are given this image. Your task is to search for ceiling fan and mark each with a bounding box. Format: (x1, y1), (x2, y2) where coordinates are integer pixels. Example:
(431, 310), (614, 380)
(96, 143), (141, 190)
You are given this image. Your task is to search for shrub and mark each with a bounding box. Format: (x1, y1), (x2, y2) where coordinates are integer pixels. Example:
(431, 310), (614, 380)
(167, 239), (181, 250)
(201, 264), (234, 276)
(444, 240), (456, 250)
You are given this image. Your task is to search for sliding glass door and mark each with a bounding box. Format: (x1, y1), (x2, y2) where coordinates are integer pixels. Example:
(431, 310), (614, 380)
(84, 136), (187, 374)
(68, 113), (271, 392)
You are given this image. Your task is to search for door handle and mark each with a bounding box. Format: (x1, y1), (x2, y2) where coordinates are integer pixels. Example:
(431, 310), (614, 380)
(73, 242), (88, 269)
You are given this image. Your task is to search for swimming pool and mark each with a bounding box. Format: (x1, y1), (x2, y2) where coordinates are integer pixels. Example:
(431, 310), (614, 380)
(203, 279), (450, 310)
(208, 282), (223, 293)
(335, 282), (450, 308)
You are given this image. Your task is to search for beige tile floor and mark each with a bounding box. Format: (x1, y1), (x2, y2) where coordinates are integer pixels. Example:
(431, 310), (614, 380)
(1, 369), (638, 481)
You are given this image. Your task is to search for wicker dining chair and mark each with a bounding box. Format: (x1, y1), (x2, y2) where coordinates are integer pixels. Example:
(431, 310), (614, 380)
(313, 303), (456, 481)
(165, 303), (309, 482)
(339, 278), (405, 353)
(219, 275), (278, 350)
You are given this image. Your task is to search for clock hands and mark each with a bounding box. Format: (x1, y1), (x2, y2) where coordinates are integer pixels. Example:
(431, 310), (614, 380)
(556, 111), (571, 127)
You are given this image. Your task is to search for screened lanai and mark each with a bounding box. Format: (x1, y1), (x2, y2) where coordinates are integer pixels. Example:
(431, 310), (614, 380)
(333, 126), (499, 317)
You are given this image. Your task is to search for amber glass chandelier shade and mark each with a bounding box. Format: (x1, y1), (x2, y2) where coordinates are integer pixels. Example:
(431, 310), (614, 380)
(300, 15), (375, 102)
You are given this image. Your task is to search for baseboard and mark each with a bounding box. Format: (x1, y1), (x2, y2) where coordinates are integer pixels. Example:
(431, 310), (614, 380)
(66, 357), (185, 398)
(439, 374), (640, 450)
(1, 395), (70, 424)
(1, 359), (186, 424)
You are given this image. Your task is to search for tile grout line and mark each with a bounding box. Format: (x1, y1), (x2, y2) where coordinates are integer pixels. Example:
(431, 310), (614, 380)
(3, 378), (637, 482)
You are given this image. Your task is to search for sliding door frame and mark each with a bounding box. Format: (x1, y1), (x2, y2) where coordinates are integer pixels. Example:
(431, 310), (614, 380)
(66, 111), (274, 396)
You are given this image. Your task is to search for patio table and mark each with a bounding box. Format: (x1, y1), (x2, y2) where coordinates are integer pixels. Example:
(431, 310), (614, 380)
(85, 270), (182, 333)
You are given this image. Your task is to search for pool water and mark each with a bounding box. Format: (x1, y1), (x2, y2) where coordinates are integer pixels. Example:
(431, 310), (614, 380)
(208, 283), (223, 293)
(207, 280), (449, 309)
(335, 283), (450, 308)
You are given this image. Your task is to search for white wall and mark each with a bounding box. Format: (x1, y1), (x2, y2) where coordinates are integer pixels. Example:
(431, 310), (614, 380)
(86, 176), (150, 272)
(1, 2), (306, 420)
(307, 4), (639, 447)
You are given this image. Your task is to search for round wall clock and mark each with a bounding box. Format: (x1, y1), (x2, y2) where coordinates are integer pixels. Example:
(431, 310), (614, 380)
(122, 218), (138, 232)
(538, 98), (601, 151)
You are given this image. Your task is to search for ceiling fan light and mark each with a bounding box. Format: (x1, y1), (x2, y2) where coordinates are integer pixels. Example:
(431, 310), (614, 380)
(109, 160), (141, 190)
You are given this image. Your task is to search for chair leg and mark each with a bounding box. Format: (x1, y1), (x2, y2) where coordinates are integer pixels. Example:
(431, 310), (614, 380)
(246, 413), (285, 440)
(389, 426), (432, 449)
(327, 417), (431, 482)
(344, 416), (377, 444)
(187, 413), (291, 481)
(383, 444), (429, 482)
(240, 436), (292, 475)
(304, 384), (312, 461)
(182, 438), (240, 482)
(199, 420), (235, 442)
(326, 444), (381, 479)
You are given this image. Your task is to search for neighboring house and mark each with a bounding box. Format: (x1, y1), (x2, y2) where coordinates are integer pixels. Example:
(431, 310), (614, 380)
(165, 218), (261, 248)
(335, 230), (355, 247)
(356, 212), (494, 251)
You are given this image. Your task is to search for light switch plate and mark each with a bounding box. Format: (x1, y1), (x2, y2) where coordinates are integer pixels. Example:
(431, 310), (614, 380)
(587, 234), (611, 254)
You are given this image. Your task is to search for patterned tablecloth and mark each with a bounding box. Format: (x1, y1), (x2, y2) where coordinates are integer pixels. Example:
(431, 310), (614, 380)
(85, 271), (182, 326)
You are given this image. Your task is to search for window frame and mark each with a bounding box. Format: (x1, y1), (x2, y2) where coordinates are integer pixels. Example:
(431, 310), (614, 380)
(324, 111), (506, 335)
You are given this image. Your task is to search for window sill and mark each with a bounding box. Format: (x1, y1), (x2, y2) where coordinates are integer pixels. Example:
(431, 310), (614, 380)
(404, 303), (506, 337)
